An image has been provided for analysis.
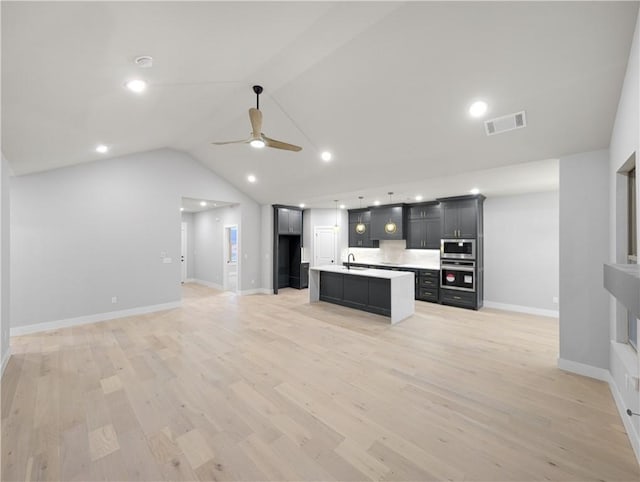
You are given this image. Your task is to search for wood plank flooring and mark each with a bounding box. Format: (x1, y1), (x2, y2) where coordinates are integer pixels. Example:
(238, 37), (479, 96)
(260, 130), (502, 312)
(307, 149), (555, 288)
(2, 283), (639, 481)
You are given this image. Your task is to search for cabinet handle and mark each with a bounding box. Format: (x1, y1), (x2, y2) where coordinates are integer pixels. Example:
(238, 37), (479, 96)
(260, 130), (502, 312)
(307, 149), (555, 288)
(453, 296), (461, 300)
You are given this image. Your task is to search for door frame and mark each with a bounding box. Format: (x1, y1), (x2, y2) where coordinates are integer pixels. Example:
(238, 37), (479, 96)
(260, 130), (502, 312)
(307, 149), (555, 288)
(314, 226), (338, 267)
(181, 222), (188, 283)
(223, 224), (239, 292)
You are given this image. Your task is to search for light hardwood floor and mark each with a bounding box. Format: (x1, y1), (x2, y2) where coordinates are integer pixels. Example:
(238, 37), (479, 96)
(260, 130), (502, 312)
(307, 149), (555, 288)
(2, 283), (639, 481)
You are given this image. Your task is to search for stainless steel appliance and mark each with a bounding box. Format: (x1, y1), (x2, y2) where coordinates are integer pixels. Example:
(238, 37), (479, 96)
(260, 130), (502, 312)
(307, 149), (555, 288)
(440, 259), (476, 292)
(441, 239), (476, 260)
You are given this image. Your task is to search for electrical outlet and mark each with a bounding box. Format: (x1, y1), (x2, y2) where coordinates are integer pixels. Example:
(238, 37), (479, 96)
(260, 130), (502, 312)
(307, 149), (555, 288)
(552, 296), (559, 304)
(111, 296), (117, 304)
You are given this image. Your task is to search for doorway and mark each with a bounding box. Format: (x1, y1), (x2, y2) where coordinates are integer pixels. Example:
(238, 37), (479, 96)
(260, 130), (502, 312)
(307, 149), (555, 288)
(181, 222), (188, 283)
(314, 226), (337, 266)
(224, 224), (238, 292)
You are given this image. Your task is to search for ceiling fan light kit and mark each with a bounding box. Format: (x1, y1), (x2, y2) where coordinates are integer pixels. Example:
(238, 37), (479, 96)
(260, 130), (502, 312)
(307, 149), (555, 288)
(211, 85), (302, 152)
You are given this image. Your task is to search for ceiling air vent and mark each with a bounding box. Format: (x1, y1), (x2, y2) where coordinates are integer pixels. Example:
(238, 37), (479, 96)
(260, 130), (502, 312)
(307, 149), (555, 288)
(484, 110), (527, 136)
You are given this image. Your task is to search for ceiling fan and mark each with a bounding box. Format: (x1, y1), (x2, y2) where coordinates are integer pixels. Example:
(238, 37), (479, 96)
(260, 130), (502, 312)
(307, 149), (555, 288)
(211, 85), (302, 152)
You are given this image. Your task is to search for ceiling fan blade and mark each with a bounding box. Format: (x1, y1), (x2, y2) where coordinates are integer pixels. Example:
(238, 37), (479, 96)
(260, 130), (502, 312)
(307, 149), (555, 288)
(249, 108), (262, 138)
(263, 135), (302, 152)
(211, 139), (249, 145)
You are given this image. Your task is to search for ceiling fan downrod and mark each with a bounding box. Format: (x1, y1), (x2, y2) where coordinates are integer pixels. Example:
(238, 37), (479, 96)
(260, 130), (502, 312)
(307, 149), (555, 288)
(253, 85), (263, 110)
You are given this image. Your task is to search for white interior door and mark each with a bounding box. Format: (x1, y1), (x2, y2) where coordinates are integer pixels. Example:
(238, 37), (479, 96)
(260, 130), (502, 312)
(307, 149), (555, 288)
(223, 225), (238, 292)
(181, 222), (187, 283)
(314, 226), (337, 266)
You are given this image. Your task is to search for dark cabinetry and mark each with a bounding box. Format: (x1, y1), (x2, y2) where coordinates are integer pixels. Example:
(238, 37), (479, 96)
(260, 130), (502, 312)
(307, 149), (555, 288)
(273, 205), (304, 294)
(319, 272), (391, 317)
(417, 269), (439, 302)
(348, 209), (379, 248)
(406, 203), (442, 249)
(370, 205), (405, 240)
(440, 198), (478, 239)
(277, 207), (302, 235)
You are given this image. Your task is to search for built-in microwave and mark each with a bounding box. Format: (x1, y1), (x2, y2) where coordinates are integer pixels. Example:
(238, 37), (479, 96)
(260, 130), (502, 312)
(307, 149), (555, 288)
(441, 239), (476, 260)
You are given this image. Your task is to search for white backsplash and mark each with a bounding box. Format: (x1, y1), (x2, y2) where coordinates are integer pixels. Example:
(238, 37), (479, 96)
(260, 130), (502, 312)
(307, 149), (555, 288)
(342, 240), (440, 266)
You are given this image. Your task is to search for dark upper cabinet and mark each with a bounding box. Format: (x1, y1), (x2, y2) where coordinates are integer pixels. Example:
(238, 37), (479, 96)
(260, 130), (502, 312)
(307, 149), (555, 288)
(348, 209), (379, 248)
(370, 205), (405, 240)
(406, 203), (442, 249)
(276, 207), (302, 235)
(439, 196), (484, 239)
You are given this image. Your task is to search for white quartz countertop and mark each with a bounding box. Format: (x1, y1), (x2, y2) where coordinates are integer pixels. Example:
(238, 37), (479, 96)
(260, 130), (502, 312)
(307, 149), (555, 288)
(310, 264), (415, 279)
(344, 261), (440, 270)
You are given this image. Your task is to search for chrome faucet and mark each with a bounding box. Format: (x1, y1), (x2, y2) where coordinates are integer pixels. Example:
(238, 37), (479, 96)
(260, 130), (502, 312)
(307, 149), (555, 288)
(347, 253), (356, 270)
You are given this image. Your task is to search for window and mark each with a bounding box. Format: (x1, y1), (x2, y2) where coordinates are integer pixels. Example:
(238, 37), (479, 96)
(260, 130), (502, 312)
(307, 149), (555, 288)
(227, 226), (238, 264)
(628, 167), (637, 350)
(629, 167), (637, 262)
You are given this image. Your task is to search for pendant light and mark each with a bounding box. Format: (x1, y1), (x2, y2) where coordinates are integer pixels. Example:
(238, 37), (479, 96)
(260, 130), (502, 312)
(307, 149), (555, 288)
(334, 200), (340, 231)
(384, 192), (397, 234)
(355, 196), (366, 234)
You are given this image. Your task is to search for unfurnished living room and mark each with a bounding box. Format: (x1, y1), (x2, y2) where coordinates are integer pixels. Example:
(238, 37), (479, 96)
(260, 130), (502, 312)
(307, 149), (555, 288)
(1, 1), (640, 481)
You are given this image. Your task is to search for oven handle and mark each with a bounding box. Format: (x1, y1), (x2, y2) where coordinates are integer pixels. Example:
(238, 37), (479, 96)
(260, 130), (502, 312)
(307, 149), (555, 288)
(441, 266), (475, 272)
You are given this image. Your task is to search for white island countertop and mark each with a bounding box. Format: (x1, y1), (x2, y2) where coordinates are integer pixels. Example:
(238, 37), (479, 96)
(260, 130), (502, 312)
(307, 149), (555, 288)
(309, 265), (415, 279)
(309, 265), (415, 324)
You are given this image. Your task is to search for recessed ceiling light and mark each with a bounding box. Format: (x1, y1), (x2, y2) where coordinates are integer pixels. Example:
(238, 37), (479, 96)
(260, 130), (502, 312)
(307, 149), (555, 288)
(470, 188), (480, 195)
(180, 207), (184, 212)
(247, 174), (257, 183)
(321, 151), (332, 162)
(415, 195), (423, 201)
(125, 79), (147, 93)
(250, 139), (265, 149)
(469, 100), (488, 118)
(340, 204), (345, 209)
(200, 201), (207, 207)
(213, 203), (217, 207)
(95, 144), (108, 154)
(374, 200), (380, 206)
(299, 203), (305, 208)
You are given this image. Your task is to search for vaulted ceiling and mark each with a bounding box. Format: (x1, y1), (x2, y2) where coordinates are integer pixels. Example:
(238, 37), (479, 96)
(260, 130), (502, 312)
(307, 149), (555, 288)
(2, 2), (637, 207)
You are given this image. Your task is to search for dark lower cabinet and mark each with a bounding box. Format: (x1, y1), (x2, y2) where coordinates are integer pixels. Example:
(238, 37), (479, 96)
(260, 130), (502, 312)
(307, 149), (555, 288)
(343, 275), (369, 308)
(367, 278), (392, 315)
(319, 271), (343, 303)
(416, 269), (439, 302)
(440, 289), (477, 309)
(320, 272), (391, 317)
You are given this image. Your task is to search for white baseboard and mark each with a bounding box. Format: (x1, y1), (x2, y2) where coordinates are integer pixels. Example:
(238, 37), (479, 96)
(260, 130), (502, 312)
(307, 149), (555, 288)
(607, 369), (640, 463)
(185, 278), (196, 283)
(191, 279), (224, 290)
(10, 301), (182, 337)
(558, 357), (640, 464)
(1, 347), (10, 378)
(557, 357), (610, 381)
(484, 300), (559, 318)
(239, 288), (272, 296)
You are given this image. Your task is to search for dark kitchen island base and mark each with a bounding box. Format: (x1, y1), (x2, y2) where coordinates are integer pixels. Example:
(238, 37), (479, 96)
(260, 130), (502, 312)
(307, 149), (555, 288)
(309, 265), (415, 324)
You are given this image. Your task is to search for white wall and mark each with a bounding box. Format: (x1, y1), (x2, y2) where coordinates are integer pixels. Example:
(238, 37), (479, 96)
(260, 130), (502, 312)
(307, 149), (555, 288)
(260, 205), (273, 292)
(608, 9), (640, 457)
(484, 191), (559, 314)
(10, 148), (262, 329)
(1, 155), (11, 374)
(559, 149), (610, 370)
(192, 205), (240, 288)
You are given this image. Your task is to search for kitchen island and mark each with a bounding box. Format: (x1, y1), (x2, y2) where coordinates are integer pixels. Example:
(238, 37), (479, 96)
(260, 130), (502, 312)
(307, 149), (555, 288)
(309, 265), (415, 323)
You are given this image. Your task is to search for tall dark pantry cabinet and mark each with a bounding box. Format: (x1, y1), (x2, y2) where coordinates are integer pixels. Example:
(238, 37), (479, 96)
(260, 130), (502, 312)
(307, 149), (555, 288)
(272, 205), (307, 294)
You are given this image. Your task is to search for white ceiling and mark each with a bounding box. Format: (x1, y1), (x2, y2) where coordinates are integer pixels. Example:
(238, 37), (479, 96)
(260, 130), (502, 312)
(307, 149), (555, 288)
(2, 2), (637, 208)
